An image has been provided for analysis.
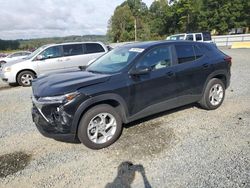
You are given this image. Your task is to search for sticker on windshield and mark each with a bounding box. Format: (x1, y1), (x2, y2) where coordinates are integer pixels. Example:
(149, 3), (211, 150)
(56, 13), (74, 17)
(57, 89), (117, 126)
(129, 48), (144, 53)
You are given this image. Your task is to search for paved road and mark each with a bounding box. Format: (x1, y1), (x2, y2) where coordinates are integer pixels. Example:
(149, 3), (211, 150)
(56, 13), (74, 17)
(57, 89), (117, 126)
(0, 49), (249, 188)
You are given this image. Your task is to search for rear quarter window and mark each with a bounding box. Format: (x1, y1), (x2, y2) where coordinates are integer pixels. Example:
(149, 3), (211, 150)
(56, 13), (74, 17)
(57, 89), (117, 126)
(194, 45), (204, 59)
(175, 44), (196, 64)
(203, 32), (212, 41)
(85, 43), (105, 54)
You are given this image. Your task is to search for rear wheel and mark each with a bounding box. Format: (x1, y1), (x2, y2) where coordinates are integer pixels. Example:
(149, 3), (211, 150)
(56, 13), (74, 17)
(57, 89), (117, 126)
(17, 71), (35, 87)
(77, 104), (123, 149)
(199, 78), (225, 110)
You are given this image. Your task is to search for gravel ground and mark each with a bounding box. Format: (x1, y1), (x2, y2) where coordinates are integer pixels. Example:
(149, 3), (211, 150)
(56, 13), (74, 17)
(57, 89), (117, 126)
(0, 49), (249, 188)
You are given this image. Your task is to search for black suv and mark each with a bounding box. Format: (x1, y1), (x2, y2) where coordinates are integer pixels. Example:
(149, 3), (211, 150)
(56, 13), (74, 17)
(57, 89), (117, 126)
(32, 41), (231, 149)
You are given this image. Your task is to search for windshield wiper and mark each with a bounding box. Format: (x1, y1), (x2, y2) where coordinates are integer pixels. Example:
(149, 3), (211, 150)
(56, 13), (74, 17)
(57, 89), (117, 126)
(87, 69), (104, 74)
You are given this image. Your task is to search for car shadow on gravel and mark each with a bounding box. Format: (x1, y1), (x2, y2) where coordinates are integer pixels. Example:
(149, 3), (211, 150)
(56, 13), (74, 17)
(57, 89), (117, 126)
(0, 84), (20, 91)
(54, 103), (199, 154)
(105, 103), (199, 158)
(124, 103), (198, 129)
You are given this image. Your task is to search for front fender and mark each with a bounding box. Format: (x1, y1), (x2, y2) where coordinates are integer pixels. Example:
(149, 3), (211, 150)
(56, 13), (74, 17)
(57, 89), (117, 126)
(71, 93), (129, 135)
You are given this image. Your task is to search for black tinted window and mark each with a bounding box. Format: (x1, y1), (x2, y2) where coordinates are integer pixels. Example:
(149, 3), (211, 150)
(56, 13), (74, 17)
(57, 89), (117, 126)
(22, 52), (30, 56)
(40, 46), (62, 59)
(195, 34), (202, 41)
(63, 44), (83, 56)
(137, 46), (172, 70)
(203, 32), (212, 41)
(186, 35), (193, 41)
(176, 45), (196, 64)
(194, 45), (203, 59)
(85, 43), (105, 54)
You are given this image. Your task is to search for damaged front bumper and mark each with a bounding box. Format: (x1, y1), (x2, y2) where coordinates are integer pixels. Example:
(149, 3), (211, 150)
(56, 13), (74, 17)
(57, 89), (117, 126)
(31, 95), (80, 142)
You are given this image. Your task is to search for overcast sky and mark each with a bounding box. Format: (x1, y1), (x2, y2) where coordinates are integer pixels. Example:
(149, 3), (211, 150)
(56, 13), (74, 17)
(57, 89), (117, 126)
(0, 0), (154, 40)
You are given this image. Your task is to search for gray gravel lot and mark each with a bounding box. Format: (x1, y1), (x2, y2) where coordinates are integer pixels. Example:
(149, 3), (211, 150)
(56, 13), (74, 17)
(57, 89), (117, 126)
(0, 49), (249, 188)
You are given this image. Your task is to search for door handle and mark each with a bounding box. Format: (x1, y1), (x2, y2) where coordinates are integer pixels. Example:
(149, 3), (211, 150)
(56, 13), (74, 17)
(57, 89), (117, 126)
(166, 71), (175, 78)
(65, 58), (71, 61)
(203, 63), (209, 69)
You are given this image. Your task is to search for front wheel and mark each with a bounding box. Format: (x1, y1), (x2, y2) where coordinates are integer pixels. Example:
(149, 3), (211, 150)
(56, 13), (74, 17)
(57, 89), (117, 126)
(77, 104), (123, 149)
(199, 78), (225, 110)
(17, 71), (35, 87)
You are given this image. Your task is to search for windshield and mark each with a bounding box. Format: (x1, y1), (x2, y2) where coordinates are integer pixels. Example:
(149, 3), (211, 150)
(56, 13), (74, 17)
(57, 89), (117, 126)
(86, 46), (142, 74)
(23, 45), (49, 60)
(169, 35), (185, 40)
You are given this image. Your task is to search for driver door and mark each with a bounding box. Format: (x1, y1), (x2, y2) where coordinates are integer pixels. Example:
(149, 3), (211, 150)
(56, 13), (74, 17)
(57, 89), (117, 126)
(128, 45), (178, 116)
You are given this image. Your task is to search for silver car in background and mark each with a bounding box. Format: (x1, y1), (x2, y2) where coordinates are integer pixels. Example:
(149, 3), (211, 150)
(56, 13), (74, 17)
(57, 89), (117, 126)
(0, 51), (31, 66)
(0, 42), (108, 86)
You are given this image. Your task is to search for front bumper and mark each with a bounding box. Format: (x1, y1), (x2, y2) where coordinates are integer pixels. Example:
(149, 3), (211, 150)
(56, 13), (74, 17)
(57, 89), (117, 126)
(31, 97), (79, 142)
(0, 70), (16, 83)
(32, 107), (76, 141)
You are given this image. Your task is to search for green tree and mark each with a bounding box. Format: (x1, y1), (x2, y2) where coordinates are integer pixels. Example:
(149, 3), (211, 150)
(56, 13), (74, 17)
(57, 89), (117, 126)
(107, 0), (150, 42)
(149, 0), (171, 38)
(107, 4), (134, 42)
(199, 0), (249, 34)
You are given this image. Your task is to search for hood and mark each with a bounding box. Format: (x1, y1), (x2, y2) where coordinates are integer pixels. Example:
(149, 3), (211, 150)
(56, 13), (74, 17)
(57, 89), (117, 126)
(32, 70), (111, 97)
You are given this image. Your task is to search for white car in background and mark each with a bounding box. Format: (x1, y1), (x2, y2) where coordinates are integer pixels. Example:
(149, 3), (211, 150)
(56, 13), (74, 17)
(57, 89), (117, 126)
(0, 42), (108, 86)
(0, 51), (31, 66)
(167, 32), (213, 43)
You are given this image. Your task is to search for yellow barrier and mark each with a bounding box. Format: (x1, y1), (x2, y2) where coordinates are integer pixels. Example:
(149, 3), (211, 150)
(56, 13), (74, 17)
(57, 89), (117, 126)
(231, 42), (250, 49)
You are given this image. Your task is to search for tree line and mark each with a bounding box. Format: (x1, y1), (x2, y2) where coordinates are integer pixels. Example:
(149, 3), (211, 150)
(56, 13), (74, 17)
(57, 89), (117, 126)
(107, 0), (250, 42)
(0, 40), (20, 51)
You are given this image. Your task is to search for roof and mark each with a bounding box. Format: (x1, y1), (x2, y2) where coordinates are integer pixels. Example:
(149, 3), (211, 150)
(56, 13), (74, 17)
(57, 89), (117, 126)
(121, 40), (194, 49)
(49, 41), (105, 47)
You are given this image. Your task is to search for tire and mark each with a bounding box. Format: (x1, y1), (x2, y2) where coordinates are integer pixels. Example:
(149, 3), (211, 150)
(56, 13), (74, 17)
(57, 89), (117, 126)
(77, 104), (123, 149)
(17, 71), (35, 87)
(199, 78), (225, 110)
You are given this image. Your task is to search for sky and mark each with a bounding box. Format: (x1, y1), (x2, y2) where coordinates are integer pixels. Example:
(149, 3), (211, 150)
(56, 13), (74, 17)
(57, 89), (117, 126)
(0, 0), (154, 40)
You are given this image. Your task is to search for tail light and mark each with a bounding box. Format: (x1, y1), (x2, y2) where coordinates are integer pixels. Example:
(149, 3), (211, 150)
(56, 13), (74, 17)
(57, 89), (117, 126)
(224, 56), (232, 66)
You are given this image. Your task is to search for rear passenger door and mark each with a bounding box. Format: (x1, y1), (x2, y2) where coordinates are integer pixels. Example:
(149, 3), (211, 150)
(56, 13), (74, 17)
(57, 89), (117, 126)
(62, 44), (85, 69)
(174, 44), (213, 97)
(62, 43), (107, 70)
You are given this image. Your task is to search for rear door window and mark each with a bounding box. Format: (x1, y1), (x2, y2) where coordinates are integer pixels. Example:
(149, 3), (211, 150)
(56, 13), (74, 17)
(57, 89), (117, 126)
(85, 43), (105, 54)
(63, 44), (84, 56)
(175, 45), (196, 64)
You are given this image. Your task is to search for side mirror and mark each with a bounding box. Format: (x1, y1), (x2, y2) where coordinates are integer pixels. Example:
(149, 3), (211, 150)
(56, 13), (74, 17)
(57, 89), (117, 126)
(130, 66), (151, 76)
(36, 55), (45, 61)
(79, 65), (87, 71)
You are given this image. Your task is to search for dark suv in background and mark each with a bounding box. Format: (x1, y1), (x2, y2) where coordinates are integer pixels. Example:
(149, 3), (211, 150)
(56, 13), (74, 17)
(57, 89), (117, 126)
(32, 41), (231, 149)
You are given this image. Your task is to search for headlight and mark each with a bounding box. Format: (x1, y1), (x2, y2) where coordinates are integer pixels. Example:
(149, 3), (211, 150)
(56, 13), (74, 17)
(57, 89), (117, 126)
(37, 92), (80, 104)
(4, 67), (11, 72)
